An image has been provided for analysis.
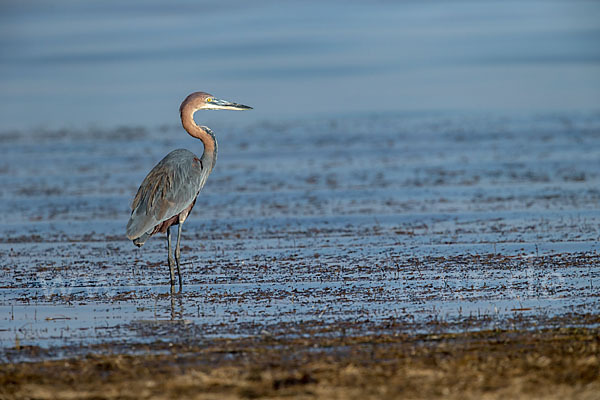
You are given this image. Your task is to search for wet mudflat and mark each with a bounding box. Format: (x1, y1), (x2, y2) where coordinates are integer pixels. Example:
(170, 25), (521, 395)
(1, 112), (599, 398)
(2, 328), (599, 399)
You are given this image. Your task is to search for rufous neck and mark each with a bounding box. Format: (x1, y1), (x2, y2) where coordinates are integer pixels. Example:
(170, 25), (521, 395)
(180, 104), (216, 158)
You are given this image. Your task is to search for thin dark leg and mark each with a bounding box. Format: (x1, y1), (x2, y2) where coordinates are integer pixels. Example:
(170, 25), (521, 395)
(167, 227), (175, 289)
(175, 223), (183, 291)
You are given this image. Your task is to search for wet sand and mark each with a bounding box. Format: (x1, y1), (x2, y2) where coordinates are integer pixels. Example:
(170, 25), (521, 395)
(1, 112), (599, 397)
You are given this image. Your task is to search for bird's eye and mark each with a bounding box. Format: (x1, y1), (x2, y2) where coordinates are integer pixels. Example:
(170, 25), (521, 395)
(206, 97), (213, 103)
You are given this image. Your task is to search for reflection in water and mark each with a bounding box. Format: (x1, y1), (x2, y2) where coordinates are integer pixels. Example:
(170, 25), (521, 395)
(170, 294), (184, 321)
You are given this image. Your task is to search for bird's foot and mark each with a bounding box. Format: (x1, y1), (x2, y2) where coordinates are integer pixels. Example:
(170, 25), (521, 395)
(169, 284), (183, 296)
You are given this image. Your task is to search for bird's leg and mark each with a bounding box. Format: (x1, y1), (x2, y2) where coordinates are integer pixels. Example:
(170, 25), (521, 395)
(175, 223), (183, 291)
(167, 227), (175, 289)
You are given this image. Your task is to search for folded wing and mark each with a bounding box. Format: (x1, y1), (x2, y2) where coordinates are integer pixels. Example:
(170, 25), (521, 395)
(126, 149), (205, 240)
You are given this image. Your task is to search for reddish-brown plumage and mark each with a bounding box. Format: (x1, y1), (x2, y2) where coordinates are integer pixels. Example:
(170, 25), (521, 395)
(150, 197), (197, 234)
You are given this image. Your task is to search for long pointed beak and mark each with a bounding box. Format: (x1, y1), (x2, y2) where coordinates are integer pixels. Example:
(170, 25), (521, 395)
(210, 98), (252, 110)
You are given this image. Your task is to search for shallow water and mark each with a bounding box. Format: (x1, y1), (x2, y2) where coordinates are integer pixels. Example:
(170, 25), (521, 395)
(1, 112), (599, 358)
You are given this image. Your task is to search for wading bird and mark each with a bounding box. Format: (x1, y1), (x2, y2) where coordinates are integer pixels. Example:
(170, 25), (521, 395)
(126, 92), (252, 291)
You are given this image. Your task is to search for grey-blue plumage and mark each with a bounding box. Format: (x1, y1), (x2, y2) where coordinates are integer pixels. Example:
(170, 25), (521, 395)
(126, 147), (213, 245)
(126, 92), (251, 291)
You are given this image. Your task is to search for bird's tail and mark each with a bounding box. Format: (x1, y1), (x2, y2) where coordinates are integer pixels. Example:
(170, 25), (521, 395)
(132, 232), (151, 247)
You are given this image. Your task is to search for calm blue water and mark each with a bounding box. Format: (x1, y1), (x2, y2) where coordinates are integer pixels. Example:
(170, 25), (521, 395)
(1, 112), (599, 353)
(1, 0), (599, 130)
(1, 1), (599, 357)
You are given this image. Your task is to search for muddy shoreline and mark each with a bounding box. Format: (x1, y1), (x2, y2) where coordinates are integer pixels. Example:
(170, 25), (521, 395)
(2, 326), (599, 399)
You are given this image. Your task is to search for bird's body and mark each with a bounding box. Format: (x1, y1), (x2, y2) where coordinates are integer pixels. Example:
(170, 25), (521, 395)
(126, 148), (211, 246)
(126, 91), (251, 291)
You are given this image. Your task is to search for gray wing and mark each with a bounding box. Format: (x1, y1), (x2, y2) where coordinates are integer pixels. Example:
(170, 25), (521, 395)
(126, 149), (206, 240)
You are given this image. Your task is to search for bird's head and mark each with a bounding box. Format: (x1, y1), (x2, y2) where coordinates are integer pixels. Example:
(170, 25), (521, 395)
(180, 91), (252, 113)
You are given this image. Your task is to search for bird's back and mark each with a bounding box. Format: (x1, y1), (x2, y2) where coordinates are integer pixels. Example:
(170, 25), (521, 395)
(126, 149), (209, 241)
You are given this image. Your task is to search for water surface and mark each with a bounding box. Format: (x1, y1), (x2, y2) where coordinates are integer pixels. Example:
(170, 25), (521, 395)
(1, 0), (599, 129)
(1, 112), (598, 357)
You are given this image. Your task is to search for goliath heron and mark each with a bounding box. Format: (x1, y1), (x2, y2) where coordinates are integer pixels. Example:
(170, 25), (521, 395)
(126, 91), (252, 291)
